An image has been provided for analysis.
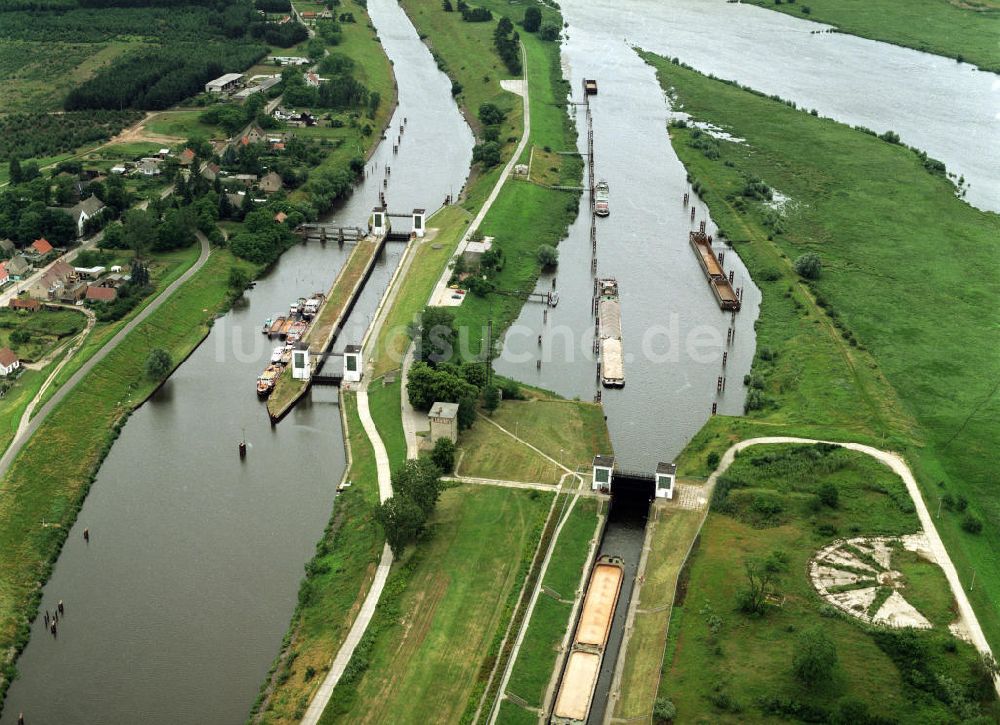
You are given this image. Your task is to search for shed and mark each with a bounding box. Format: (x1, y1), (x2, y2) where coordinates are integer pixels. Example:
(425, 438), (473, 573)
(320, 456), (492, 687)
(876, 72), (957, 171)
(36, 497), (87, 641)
(9, 297), (40, 312)
(429, 401), (459, 444)
(86, 286), (117, 302)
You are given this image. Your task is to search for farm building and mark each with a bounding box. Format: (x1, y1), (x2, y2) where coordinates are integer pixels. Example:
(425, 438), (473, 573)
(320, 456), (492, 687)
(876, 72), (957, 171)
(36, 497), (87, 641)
(0, 347), (20, 376)
(205, 73), (244, 94)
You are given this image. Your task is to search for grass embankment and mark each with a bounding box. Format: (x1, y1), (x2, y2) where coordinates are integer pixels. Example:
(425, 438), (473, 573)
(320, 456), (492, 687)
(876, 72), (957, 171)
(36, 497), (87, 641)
(266, 237), (381, 418)
(503, 498), (601, 715)
(458, 385), (611, 484)
(642, 51), (1000, 650)
(0, 247), (244, 711)
(319, 485), (551, 724)
(745, 0), (1000, 73)
(613, 505), (705, 720)
(249, 392), (385, 724)
(661, 444), (997, 723)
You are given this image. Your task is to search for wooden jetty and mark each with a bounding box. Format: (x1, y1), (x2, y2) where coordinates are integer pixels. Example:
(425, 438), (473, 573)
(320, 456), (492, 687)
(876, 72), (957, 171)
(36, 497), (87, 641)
(689, 230), (741, 311)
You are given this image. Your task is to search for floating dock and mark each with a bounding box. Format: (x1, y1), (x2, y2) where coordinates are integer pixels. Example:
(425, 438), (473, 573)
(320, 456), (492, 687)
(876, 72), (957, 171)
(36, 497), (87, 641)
(595, 278), (624, 388)
(551, 555), (625, 724)
(689, 230), (741, 311)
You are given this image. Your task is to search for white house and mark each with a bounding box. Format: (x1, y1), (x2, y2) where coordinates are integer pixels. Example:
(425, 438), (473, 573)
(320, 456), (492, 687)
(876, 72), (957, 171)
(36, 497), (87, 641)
(0, 347), (20, 376)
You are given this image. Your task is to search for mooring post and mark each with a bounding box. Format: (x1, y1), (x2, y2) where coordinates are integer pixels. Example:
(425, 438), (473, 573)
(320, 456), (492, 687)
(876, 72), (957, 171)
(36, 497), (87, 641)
(683, 192), (689, 206)
(727, 328), (732, 345)
(717, 376), (723, 393)
(722, 351), (728, 367)
(690, 206), (696, 221)
(712, 402), (718, 415)
(718, 251), (724, 265)
(729, 270), (734, 284)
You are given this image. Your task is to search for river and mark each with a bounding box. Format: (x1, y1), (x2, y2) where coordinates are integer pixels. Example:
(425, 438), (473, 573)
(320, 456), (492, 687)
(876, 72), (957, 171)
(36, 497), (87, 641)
(0, 1), (471, 723)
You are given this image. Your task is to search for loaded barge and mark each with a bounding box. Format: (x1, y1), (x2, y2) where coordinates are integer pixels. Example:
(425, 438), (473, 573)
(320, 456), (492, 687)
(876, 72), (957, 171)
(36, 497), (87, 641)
(551, 555), (625, 724)
(595, 278), (624, 388)
(689, 230), (740, 311)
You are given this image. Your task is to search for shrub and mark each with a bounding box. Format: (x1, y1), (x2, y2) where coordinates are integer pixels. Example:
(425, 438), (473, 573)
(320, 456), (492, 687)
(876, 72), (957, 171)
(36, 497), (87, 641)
(818, 481), (839, 508)
(536, 244), (558, 269)
(522, 6), (541, 32)
(961, 514), (982, 534)
(430, 437), (456, 474)
(539, 22), (560, 40)
(758, 267), (781, 281)
(792, 627), (838, 687)
(653, 697), (677, 723)
(145, 348), (173, 379)
(794, 252), (822, 279)
(478, 102), (505, 126)
(706, 451), (720, 469)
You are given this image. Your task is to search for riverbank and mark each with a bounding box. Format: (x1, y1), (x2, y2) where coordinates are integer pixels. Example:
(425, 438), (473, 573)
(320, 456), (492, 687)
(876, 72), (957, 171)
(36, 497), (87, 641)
(0, 245), (249, 712)
(745, 0), (1000, 74)
(638, 48), (1000, 661)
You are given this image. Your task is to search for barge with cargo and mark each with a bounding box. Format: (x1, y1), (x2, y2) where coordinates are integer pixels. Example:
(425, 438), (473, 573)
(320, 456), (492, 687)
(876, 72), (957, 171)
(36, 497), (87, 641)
(595, 277), (625, 388)
(551, 555), (625, 724)
(256, 292), (324, 397)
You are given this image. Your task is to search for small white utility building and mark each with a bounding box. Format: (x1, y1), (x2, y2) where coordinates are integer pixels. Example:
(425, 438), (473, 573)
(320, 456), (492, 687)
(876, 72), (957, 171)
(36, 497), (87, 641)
(291, 343), (311, 381)
(655, 462), (677, 500)
(343, 345), (362, 383)
(592, 454), (615, 492)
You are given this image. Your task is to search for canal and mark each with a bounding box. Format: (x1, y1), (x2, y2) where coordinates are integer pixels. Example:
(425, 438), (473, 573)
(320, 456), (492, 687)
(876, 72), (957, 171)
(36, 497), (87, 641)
(0, 0), (471, 723)
(494, 1), (1000, 720)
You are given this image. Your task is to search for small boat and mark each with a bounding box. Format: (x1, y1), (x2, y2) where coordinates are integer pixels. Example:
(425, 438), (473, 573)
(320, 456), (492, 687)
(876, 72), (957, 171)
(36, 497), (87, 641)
(290, 297), (306, 316)
(303, 295), (323, 319)
(583, 78), (598, 96)
(270, 347), (284, 364)
(262, 317), (273, 334)
(256, 366), (280, 397)
(594, 180), (610, 217)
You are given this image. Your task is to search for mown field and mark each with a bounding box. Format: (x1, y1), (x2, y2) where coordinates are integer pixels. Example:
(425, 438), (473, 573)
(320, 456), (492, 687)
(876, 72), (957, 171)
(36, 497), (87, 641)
(458, 384), (611, 483)
(661, 444), (998, 723)
(745, 0), (1000, 73)
(642, 51), (1000, 653)
(319, 484), (551, 724)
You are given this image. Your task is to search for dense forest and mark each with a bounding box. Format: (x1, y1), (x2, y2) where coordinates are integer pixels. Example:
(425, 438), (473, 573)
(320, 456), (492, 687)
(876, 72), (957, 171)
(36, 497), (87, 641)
(0, 110), (141, 161)
(65, 43), (266, 110)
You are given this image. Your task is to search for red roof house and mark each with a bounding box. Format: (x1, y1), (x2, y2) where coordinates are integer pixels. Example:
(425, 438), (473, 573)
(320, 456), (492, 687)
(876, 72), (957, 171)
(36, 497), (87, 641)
(0, 347), (19, 376)
(31, 238), (53, 255)
(9, 298), (40, 312)
(274, 211), (288, 223)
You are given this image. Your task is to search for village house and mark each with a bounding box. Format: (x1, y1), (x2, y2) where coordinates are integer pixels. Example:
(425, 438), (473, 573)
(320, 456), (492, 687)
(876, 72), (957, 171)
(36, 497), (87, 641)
(6, 255), (31, 281)
(86, 285), (117, 303)
(274, 211), (288, 224)
(200, 162), (221, 182)
(137, 157), (162, 176)
(27, 259), (75, 300)
(259, 171), (283, 194)
(178, 148), (196, 167)
(0, 262), (8, 286)
(31, 238), (53, 257)
(61, 196), (106, 237)
(240, 124), (266, 146)
(0, 239), (15, 256)
(0, 347), (20, 377)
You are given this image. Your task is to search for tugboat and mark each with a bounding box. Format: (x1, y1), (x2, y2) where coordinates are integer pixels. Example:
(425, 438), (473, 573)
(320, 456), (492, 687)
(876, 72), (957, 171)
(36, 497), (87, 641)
(256, 365), (280, 397)
(594, 180), (610, 217)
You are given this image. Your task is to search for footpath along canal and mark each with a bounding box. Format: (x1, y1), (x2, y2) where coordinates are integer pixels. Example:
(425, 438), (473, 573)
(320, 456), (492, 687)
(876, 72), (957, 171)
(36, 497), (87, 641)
(0, 1), (471, 723)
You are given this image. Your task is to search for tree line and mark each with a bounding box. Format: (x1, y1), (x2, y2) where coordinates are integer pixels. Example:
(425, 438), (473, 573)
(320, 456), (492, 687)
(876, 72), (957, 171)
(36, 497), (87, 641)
(0, 110), (141, 162)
